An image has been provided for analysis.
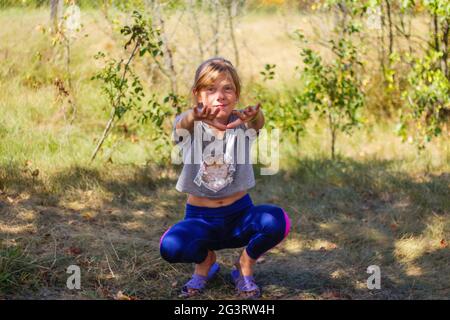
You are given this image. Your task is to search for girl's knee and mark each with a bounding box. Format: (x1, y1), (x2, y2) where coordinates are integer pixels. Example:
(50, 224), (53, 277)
(246, 206), (291, 259)
(159, 228), (208, 264)
(261, 205), (291, 239)
(159, 231), (184, 263)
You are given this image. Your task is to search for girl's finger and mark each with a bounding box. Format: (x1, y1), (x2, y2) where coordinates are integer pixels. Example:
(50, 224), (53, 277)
(227, 118), (243, 129)
(207, 112), (216, 121)
(204, 107), (211, 119)
(196, 102), (204, 113)
(243, 110), (252, 117)
(193, 106), (199, 118)
(194, 102), (202, 116)
(201, 104), (209, 116)
(210, 107), (220, 119)
(251, 103), (261, 112)
(234, 110), (245, 120)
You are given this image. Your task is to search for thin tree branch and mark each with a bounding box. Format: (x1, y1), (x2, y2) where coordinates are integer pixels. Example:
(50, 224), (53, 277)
(91, 42), (140, 162)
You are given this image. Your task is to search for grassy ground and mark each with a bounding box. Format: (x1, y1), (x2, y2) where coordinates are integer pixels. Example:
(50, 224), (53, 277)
(1, 9), (449, 300)
(1, 123), (448, 300)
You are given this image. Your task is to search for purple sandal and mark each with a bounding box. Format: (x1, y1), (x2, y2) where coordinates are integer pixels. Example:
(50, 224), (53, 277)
(180, 262), (220, 298)
(231, 267), (261, 299)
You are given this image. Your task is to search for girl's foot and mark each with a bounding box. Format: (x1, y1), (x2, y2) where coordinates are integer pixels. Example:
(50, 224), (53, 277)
(182, 250), (217, 297)
(233, 250), (260, 299)
(232, 262), (261, 299)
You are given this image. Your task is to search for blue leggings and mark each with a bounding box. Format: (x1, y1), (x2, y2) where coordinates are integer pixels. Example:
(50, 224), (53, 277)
(160, 194), (291, 264)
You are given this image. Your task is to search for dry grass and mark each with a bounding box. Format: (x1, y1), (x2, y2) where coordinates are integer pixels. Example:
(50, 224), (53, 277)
(1, 130), (448, 300)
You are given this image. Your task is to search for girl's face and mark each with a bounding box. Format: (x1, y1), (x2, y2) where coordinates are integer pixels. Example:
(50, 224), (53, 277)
(195, 73), (238, 121)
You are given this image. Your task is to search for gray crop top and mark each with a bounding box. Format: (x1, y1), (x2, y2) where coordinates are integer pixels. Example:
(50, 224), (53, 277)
(172, 111), (257, 198)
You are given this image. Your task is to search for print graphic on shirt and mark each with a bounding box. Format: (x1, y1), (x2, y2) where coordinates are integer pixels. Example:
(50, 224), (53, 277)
(193, 153), (235, 192)
(192, 121), (238, 193)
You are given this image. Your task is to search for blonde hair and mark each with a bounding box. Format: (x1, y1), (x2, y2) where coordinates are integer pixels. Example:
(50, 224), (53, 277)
(191, 57), (241, 105)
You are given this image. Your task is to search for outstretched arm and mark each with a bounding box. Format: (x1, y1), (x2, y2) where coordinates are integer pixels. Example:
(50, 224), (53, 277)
(176, 102), (228, 132)
(227, 103), (264, 131)
(245, 106), (264, 132)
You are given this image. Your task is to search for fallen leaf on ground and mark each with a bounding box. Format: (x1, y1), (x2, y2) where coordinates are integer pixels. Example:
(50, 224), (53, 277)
(81, 212), (95, 220)
(114, 291), (137, 300)
(67, 247), (82, 255)
(115, 291), (131, 300)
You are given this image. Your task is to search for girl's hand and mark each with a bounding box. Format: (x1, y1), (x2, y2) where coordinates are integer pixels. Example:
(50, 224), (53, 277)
(227, 103), (261, 129)
(192, 102), (227, 131)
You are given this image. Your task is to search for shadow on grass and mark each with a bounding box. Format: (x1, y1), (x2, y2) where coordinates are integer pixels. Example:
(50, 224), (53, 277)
(0, 161), (184, 298)
(249, 156), (449, 299)
(1, 156), (449, 299)
(1, 161), (182, 208)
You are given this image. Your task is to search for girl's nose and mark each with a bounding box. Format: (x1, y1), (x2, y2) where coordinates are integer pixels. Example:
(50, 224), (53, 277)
(216, 90), (225, 100)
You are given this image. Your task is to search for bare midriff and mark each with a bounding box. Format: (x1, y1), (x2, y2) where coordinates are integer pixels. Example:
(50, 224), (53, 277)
(187, 190), (248, 208)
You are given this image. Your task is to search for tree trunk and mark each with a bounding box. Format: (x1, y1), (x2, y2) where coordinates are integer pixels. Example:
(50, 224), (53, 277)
(398, 9), (413, 55)
(442, 18), (449, 80)
(50, 0), (63, 33)
(336, 1), (348, 40)
(433, 11), (440, 52)
(328, 111), (336, 160)
(330, 128), (336, 160)
(188, 0), (204, 61)
(380, 2), (387, 75)
(213, 0), (220, 56)
(225, 0), (239, 67)
(384, 0), (394, 56)
(154, 1), (178, 95)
